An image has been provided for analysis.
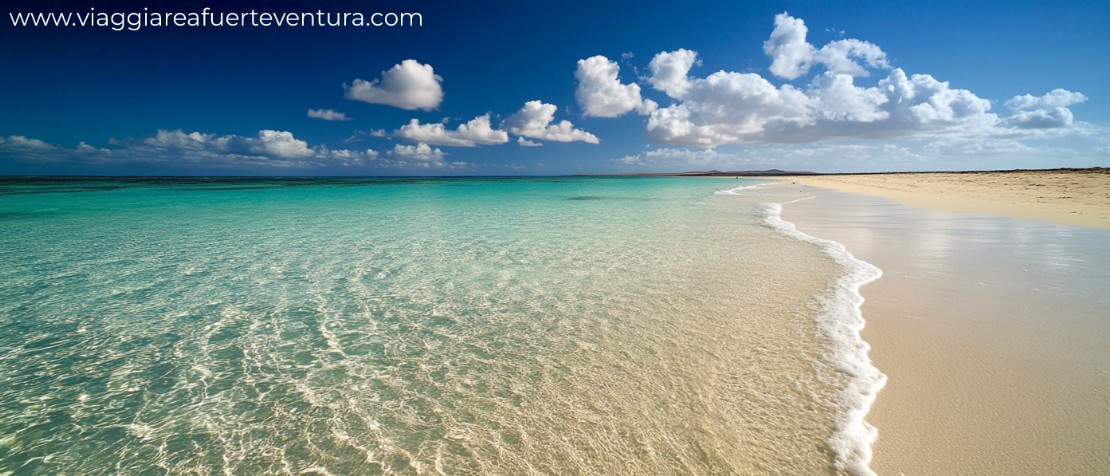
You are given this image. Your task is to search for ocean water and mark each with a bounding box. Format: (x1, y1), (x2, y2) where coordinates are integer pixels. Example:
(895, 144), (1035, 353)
(0, 177), (881, 475)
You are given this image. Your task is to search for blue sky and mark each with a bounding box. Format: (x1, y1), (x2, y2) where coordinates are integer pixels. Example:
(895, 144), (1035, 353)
(1, 0), (1108, 175)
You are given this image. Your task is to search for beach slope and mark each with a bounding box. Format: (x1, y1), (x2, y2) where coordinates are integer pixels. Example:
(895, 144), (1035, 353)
(778, 170), (1110, 474)
(786, 168), (1110, 229)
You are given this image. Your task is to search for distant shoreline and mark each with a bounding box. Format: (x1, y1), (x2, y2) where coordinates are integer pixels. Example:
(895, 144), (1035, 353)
(579, 166), (1110, 230)
(781, 168), (1110, 230)
(577, 166), (1107, 177)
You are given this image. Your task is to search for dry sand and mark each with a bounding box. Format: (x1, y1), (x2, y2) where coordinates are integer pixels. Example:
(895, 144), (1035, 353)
(777, 171), (1110, 474)
(786, 168), (1110, 230)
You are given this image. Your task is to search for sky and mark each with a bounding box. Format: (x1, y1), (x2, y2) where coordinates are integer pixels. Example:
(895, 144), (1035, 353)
(1, 0), (1108, 176)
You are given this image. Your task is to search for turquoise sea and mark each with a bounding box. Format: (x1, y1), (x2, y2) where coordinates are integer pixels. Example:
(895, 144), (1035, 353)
(0, 177), (880, 474)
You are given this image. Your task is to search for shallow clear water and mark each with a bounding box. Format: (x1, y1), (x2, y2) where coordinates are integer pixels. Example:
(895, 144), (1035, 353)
(0, 177), (865, 474)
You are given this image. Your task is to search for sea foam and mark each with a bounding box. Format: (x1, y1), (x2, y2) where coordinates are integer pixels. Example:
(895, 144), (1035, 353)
(763, 201), (886, 476)
(714, 181), (784, 195)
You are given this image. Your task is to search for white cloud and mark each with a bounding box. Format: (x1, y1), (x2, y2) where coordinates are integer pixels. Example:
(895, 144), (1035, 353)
(76, 142), (105, 154)
(885, 70), (993, 125)
(252, 130), (314, 158)
(645, 70), (811, 145)
(1003, 89), (1087, 129)
(1, 135), (55, 149)
(618, 154), (641, 165)
(644, 61), (1006, 146)
(144, 129), (233, 152)
(638, 11), (1091, 147)
(325, 147), (379, 167)
(503, 101), (600, 144)
(763, 12), (888, 80)
(517, 137), (542, 147)
(1007, 107), (1075, 129)
(5, 130), (378, 168)
(1006, 89), (1087, 110)
(763, 13), (817, 80)
(345, 59), (444, 111)
(807, 73), (888, 122)
(814, 39), (889, 77)
(389, 143), (445, 161)
(386, 143), (469, 169)
(395, 114), (509, 147)
(785, 68), (999, 142)
(0, 135), (68, 163)
(575, 55), (652, 117)
(648, 48), (698, 99)
(307, 108), (352, 121)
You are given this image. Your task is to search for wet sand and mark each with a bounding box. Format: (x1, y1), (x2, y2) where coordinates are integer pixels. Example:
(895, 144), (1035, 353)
(787, 168), (1110, 230)
(777, 178), (1110, 474)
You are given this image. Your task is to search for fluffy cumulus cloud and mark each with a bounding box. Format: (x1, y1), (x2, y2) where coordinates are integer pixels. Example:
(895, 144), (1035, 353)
(143, 129), (225, 150)
(395, 114), (509, 147)
(814, 39), (889, 77)
(575, 55), (655, 117)
(251, 130), (315, 158)
(645, 64), (1004, 145)
(1004, 89), (1088, 129)
(345, 59), (444, 110)
(145, 129), (380, 167)
(502, 101), (600, 144)
(307, 108), (351, 121)
(385, 143), (467, 169)
(806, 72), (888, 122)
(1006, 89), (1088, 110)
(389, 142), (445, 161)
(633, 12), (1088, 147)
(876, 69), (993, 127)
(763, 12), (888, 80)
(763, 13), (817, 80)
(648, 49), (699, 99)
(3, 129), (378, 168)
(646, 70), (811, 145)
(517, 137), (542, 147)
(1007, 108), (1076, 129)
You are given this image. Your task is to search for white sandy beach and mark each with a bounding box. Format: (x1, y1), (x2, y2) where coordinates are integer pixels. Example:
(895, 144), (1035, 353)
(787, 169), (1110, 230)
(779, 171), (1110, 474)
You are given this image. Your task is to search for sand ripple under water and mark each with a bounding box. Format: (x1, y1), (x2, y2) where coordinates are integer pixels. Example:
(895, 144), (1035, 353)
(0, 177), (879, 474)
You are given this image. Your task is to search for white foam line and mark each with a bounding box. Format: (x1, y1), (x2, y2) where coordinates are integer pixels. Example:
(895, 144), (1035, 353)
(782, 196), (815, 204)
(763, 201), (886, 476)
(714, 181), (784, 195)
